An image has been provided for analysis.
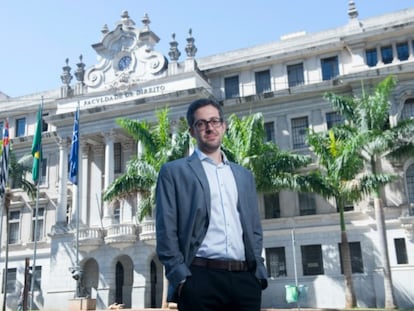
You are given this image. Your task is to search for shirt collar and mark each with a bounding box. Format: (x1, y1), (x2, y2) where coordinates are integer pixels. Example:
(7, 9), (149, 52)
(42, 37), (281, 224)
(194, 148), (230, 165)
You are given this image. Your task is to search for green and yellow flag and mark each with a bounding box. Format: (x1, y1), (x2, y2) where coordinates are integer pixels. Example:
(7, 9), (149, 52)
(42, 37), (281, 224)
(32, 105), (42, 183)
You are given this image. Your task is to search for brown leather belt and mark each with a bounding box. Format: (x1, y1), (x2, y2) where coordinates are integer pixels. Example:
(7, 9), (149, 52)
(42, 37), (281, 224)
(191, 257), (248, 271)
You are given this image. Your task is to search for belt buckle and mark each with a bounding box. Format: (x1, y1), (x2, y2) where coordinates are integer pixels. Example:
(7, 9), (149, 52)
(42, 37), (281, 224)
(227, 261), (233, 271)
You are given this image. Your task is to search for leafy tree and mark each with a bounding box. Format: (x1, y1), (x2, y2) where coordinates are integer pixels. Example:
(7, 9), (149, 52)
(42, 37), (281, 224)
(306, 126), (394, 308)
(222, 112), (311, 192)
(323, 75), (414, 309)
(103, 108), (190, 221)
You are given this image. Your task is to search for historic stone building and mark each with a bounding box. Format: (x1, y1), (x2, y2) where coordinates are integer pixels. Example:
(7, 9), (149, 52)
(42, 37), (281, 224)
(0, 1), (413, 310)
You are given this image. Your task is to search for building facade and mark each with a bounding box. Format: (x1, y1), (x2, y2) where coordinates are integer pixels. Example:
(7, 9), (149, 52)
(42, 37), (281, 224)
(0, 2), (414, 310)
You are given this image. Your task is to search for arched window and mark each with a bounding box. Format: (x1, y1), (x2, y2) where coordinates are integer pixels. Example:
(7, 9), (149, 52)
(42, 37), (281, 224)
(406, 163), (414, 215)
(401, 98), (414, 120)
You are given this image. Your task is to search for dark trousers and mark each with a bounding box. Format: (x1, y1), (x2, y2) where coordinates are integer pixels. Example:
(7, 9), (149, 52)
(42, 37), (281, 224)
(178, 265), (262, 311)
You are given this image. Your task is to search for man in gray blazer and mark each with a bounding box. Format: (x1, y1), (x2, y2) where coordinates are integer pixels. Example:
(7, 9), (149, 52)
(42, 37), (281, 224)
(156, 98), (267, 311)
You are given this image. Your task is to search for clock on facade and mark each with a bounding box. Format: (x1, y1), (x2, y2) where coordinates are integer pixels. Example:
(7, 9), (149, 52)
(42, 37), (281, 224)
(118, 55), (132, 71)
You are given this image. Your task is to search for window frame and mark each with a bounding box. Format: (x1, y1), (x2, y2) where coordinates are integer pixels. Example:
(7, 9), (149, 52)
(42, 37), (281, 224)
(287, 62), (305, 87)
(32, 207), (45, 242)
(265, 247), (287, 278)
(301, 244), (324, 276)
(321, 56), (339, 81)
(394, 238), (408, 264)
(365, 48), (378, 67)
(339, 241), (364, 274)
(15, 117), (26, 137)
(291, 116), (309, 150)
(264, 192), (280, 219)
(255, 69), (271, 94)
(224, 75), (240, 99)
(8, 210), (20, 244)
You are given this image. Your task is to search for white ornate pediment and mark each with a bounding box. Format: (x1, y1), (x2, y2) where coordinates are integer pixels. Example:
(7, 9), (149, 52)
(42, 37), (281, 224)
(84, 12), (167, 92)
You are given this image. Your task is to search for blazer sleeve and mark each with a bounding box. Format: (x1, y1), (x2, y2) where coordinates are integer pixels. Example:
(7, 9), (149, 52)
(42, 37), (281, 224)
(155, 164), (192, 297)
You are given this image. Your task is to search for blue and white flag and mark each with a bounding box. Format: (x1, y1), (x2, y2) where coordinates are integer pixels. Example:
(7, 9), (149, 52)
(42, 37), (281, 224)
(69, 108), (79, 185)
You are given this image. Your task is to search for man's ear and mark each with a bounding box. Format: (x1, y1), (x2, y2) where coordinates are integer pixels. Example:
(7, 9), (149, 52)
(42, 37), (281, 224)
(189, 127), (195, 137)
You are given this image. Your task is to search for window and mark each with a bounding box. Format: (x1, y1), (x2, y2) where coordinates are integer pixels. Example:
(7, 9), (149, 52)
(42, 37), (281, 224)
(287, 63), (304, 87)
(114, 143), (122, 174)
(66, 204), (71, 224)
(264, 192), (280, 219)
(266, 247), (287, 278)
(16, 117), (26, 137)
(339, 202), (354, 212)
(264, 121), (275, 142)
(29, 266), (42, 291)
(41, 158), (47, 184)
(381, 45), (393, 64)
(8, 211), (20, 244)
(255, 70), (271, 94)
(394, 238), (408, 264)
(397, 42), (409, 61)
(321, 56), (339, 80)
(224, 75), (240, 99)
(299, 192), (316, 215)
(366, 48), (377, 67)
(326, 111), (343, 129)
(406, 164), (414, 215)
(339, 241), (364, 273)
(42, 112), (49, 132)
(32, 207), (44, 242)
(301, 244), (324, 275)
(291, 116), (308, 149)
(114, 201), (120, 224)
(2, 268), (16, 293)
(401, 99), (414, 120)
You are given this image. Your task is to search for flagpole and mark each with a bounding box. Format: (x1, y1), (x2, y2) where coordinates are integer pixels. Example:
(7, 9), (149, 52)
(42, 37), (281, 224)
(2, 192), (10, 311)
(30, 98), (43, 310)
(0, 118), (10, 311)
(75, 105), (80, 298)
(69, 102), (81, 298)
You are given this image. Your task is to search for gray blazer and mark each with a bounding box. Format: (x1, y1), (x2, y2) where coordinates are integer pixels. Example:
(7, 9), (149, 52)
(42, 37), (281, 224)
(155, 152), (268, 302)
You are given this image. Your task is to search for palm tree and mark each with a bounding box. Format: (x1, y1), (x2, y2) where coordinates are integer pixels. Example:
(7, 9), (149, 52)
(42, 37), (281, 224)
(103, 108), (190, 221)
(306, 126), (394, 308)
(103, 108), (190, 308)
(222, 112), (311, 192)
(0, 146), (36, 311)
(324, 75), (414, 309)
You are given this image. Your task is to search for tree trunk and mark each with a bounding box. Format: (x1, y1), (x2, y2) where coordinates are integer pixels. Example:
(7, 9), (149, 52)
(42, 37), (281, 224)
(373, 195), (397, 309)
(341, 231), (356, 308)
(338, 199), (356, 308)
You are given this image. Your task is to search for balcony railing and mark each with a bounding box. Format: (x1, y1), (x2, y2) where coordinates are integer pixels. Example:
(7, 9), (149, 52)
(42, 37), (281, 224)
(78, 228), (104, 251)
(139, 219), (156, 244)
(105, 224), (137, 247)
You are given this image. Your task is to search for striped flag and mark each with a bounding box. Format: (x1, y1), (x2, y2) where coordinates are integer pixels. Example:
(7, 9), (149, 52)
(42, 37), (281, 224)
(69, 108), (79, 185)
(0, 119), (10, 197)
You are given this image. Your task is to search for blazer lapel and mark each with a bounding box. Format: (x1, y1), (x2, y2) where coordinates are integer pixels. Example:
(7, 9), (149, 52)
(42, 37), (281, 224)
(187, 152), (211, 218)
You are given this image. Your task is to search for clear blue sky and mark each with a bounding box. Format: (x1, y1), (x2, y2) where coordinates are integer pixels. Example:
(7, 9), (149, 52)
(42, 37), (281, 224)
(0, 1), (412, 97)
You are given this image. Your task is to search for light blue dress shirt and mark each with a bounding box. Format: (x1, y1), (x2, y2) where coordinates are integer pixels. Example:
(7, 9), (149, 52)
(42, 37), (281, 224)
(194, 149), (246, 261)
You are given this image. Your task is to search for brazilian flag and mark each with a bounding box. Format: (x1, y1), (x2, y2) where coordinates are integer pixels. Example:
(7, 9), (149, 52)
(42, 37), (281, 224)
(32, 105), (42, 183)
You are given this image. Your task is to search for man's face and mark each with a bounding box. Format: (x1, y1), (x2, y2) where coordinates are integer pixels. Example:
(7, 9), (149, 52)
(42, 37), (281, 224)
(189, 105), (226, 154)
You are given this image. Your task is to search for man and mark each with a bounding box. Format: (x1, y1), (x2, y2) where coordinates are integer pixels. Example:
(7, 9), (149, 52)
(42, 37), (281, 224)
(156, 98), (268, 311)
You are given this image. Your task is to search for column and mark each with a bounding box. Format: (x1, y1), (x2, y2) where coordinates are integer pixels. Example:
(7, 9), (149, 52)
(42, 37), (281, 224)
(408, 39), (414, 60)
(80, 142), (89, 226)
(102, 133), (115, 226)
(392, 42), (398, 63)
(57, 138), (69, 224)
(376, 45), (383, 65)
